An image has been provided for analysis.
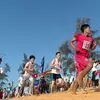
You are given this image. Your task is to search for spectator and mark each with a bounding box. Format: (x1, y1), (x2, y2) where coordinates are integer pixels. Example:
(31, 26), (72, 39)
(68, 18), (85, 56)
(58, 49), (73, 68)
(88, 72), (92, 87)
(0, 89), (3, 99)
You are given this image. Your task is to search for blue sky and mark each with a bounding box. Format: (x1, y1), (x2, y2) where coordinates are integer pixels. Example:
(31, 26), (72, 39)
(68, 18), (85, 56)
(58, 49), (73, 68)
(0, 0), (100, 86)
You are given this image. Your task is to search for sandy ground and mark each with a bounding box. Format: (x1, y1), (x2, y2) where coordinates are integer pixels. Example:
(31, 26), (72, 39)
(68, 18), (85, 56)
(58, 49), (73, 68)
(10, 88), (100, 100)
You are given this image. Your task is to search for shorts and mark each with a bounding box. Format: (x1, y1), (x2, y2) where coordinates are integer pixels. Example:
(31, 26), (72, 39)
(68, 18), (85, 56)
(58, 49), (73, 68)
(51, 73), (62, 81)
(88, 80), (92, 85)
(74, 54), (91, 78)
(34, 80), (39, 86)
(22, 75), (33, 85)
(7, 91), (10, 95)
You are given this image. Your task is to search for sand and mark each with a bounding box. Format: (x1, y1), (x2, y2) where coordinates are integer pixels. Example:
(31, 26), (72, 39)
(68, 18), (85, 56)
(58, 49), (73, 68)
(10, 88), (100, 100)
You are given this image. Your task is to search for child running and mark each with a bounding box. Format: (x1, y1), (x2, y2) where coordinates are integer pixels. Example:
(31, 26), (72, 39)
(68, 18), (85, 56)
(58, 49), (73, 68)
(50, 52), (63, 93)
(69, 24), (97, 94)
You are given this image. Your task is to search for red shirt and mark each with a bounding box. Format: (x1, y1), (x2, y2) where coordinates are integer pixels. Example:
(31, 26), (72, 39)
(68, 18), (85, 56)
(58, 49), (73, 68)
(74, 33), (94, 58)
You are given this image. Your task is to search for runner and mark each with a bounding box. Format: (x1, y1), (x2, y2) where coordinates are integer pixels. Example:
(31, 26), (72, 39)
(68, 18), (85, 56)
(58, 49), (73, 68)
(18, 55), (35, 96)
(50, 52), (63, 93)
(69, 24), (97, 94)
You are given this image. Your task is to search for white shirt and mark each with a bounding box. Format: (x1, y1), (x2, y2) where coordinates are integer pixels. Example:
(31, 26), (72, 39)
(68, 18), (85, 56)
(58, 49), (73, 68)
(91, 63), (98, 72)
(92, 63), (100, 72)
(24, 61), (34, 76)
(0, 67), (3, 74)
(96, 64), (100, 72)
(51, 58), (61, 74)
(18, 77), (23, 87)
(70, 76), (74, 84)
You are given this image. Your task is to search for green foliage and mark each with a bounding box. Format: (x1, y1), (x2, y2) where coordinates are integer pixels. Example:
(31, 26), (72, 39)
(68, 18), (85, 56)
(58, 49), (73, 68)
(34, 63), (40, 73)
(90, 51), (100, 60)
(44, 64), (50, 72)
(18, 53), (28, 74)
(59, 41), (73, 56)
(95, 37), (100, 46)
(76, 17), (90, 33)
(0, 63), (10, 88)
(3, 63), (10, 74)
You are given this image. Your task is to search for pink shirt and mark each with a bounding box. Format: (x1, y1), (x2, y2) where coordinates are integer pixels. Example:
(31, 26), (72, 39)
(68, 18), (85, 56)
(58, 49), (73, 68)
(74, 33), (94, 58)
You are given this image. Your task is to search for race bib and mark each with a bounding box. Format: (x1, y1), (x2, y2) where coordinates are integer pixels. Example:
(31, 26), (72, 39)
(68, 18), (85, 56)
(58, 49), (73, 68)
(82, 40), (91, 50)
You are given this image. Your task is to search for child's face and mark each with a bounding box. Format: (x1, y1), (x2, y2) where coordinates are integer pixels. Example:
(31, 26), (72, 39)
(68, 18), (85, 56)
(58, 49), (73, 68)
(30, 58), (35, 63)
(85, 27), (90, 34)
(56, 53), (61, 59)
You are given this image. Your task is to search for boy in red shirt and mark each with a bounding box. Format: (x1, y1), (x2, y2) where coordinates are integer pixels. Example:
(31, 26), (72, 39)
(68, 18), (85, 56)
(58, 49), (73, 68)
(69, 24), (97, 94)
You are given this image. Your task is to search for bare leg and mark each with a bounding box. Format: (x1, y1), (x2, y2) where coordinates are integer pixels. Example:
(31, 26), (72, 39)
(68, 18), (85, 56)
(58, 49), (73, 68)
(71, 75), (88, 94)
(29, 77), (34, 95)
(83, 75), (88, 91)
(56, 78), (62, 86)
(17, 82), (24, 97)
(72, 80), (79, 94)
(51, 81), (55, 93)
(56, 78), (62, 92)
(77, 63), (93, 88)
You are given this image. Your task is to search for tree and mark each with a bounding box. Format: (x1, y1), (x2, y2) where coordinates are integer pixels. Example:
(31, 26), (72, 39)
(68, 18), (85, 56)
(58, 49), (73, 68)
(44, 64), (51, 72)
(43, 64), (51, 83)
(0, 63), (10, 88)
(34, 63), (40, 73)
(18, 53), (28, 74)
(59, 40), (75, 75)
(59, 17), (100, 75)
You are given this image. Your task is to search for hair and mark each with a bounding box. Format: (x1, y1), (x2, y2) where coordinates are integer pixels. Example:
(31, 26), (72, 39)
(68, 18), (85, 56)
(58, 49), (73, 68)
(29, 55), (35, 60)
(0, 58), (2, 62)
(21, 71), (25, 74)
(81, 24), (90, 32)
(56, 52), (61, 56)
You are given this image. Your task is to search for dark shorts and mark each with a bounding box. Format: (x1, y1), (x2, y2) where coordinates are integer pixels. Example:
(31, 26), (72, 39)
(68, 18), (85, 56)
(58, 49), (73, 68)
(52, 73), (62, 81)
